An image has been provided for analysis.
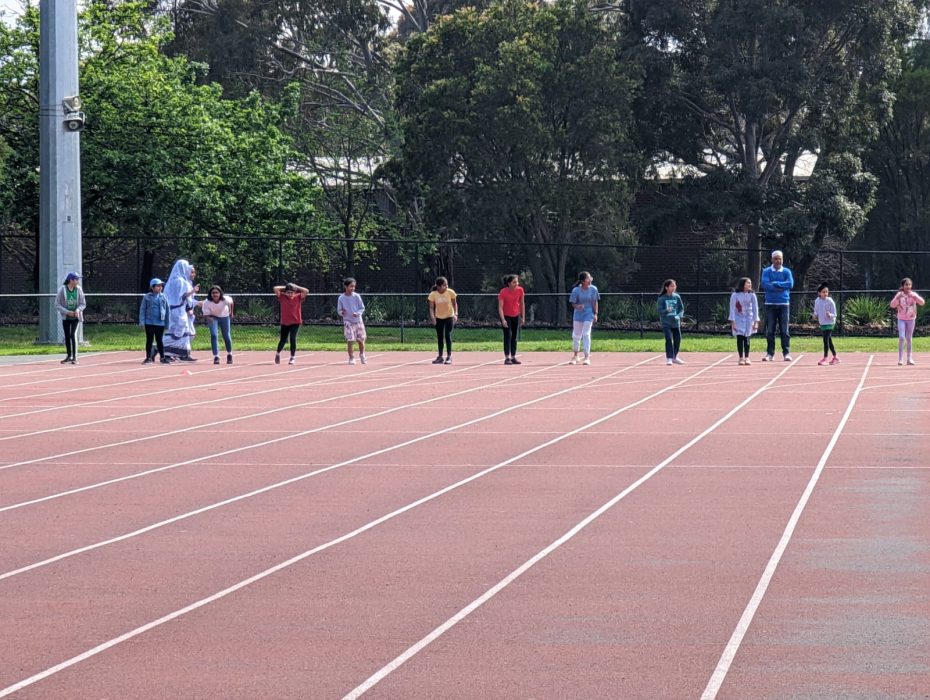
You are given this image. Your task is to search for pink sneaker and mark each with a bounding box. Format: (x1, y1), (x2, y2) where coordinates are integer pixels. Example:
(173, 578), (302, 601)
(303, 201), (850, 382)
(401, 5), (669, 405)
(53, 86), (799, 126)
(818, 357), (829, 366)
(829, 356), (840, 365)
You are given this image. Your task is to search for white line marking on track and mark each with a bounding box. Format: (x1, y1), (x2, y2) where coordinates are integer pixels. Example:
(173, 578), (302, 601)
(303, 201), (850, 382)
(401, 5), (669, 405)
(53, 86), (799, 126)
(699, 355), (873, 700)
(0, 355), (710, 697)
(0, 358), (659, 573)
(342, 356), (800, 699)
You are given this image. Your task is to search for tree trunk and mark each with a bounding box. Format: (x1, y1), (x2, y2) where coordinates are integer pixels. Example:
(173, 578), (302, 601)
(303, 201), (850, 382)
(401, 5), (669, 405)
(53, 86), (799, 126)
(747, 222), (762, 288)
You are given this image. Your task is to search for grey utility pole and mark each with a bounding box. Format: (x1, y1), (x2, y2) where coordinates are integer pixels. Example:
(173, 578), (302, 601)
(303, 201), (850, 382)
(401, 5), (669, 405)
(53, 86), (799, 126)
(38, 0), (84, 343)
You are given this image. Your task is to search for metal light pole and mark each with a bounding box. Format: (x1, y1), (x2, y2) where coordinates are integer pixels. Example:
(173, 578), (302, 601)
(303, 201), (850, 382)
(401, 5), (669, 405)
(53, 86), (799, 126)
(38, 0), (84, 343)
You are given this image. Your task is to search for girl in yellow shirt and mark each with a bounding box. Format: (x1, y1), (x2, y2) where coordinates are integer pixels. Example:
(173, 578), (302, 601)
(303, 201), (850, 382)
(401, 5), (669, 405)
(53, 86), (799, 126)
(427, 276), (458, 364)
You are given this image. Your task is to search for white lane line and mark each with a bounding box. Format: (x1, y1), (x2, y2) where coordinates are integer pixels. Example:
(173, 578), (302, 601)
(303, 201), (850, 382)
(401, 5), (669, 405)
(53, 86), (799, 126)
(0, 358), (489, 475)
(0, 358), (515, 502)
(0, 355), (704, 697)
(342, 356), (800, 699)
(699, 355), (873, 700)
(0, 358), (657, 574)
(0, 354), (411, 442)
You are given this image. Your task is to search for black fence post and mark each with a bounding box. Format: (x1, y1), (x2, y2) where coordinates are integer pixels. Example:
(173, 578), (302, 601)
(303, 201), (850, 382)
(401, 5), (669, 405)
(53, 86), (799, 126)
(695, 246), (702, 332)
(838, 251), (845, 335)
(639, 292), (645, 338)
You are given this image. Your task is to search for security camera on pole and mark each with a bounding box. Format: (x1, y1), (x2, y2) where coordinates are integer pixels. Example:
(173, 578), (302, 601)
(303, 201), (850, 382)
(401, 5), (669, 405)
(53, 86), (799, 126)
(38, 0), (84, 344)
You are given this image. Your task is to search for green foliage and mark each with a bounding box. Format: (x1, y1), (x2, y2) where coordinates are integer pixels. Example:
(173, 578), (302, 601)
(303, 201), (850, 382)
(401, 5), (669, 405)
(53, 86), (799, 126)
(843, 296), (891, 327)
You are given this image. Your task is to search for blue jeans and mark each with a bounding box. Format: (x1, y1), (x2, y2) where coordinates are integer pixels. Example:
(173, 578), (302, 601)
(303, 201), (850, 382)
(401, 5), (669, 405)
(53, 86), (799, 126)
(662, 325), (681, 358)
(208, 316), (232, 356)
(764, 305), (790, 357)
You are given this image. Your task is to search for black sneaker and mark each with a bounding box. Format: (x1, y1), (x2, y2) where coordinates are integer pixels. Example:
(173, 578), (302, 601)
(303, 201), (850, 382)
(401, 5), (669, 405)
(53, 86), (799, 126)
(61, 358), (71, 364)
(178, 355), (197, 362)
(142, 358), (154, 365)
(432, 356), (444, 364)
(504, 357), (513, 365)
(160, 358), (172, 364)
(274, 354), (281, 365)
(226, 354), (233, 365)
(213, 356), (220, 365)
(511, 357), (521, 365)
(70, 358), (77, 365)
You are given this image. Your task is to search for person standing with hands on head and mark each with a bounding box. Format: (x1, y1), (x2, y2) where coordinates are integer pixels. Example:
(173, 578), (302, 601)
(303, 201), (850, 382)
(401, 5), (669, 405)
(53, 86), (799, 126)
(813, 283), (840, 366)
(729, 277), (759, 365)
(569, 271), (599, 366)
(657, 279), (685, 365)
(428, 276), (458, 364)
(55, 272), (86, 364)
(139, 277), (170, 364)
(890, 277), (925, 366)
(338, 277), (367, 365)
(498, 274), (526, 365)
(199, 285), (235, 365)
(760, 250), (794, 362)
(273, 282), (309, 365)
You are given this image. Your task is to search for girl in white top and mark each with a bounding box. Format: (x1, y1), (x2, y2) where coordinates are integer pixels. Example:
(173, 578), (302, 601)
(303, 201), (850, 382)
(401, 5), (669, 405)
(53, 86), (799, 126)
(199, 285), (235, 364)
(728, 277), (759, 365)
(812, 283), (839, 365)
(890, 277), (925, 365)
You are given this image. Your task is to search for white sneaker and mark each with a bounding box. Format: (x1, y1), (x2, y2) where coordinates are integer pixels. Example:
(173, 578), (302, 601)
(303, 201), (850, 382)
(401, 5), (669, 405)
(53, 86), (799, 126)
(360, 355), (367, 364)
(582, 357), (591, 366)
(348, 358), (356, 365)
(672, 357), (685, 365)
(898, 360), (904, 366)
(666, 358), (673, 365)
(569, 356), (579, 365)
(288, 356), (296, 365)
(762, 355), (773, 362)
(907, 358), (916, 366)
(738, 358), (746, 365)
(744, 358), (751, 365)
(784, 354), (793, 362)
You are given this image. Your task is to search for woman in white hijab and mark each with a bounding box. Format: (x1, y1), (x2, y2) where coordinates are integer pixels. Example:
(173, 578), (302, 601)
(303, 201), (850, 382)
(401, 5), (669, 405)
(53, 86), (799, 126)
(163, 259), (200, 361)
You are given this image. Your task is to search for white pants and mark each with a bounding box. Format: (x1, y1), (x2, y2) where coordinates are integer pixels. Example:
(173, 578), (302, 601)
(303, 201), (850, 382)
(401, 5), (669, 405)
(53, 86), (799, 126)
(572, 320), (593, 355)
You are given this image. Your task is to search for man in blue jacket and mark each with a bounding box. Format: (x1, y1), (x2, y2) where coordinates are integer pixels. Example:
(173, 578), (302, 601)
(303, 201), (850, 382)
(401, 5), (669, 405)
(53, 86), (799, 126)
(760, 250), (794, 361)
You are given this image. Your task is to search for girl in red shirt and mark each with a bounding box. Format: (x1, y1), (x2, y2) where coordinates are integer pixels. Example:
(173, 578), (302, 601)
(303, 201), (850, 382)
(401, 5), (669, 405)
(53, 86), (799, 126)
(273, 282), (309, 365)
(497, 274), (526, 364)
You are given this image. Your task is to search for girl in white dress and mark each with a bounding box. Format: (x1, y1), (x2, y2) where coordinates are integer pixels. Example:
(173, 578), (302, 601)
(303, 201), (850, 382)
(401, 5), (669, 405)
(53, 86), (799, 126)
(729, 277), (760, 365)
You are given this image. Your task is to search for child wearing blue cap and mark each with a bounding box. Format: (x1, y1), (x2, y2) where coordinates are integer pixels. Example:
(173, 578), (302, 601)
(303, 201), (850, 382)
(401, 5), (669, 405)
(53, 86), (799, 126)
(139, 278), (170, 364)
(55, 272), (86, 364)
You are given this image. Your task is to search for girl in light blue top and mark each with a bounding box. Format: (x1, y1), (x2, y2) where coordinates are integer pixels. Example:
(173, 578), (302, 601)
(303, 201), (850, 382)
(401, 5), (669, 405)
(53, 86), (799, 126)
(569, 271), (599, 365)
(657, 279), (685, 365)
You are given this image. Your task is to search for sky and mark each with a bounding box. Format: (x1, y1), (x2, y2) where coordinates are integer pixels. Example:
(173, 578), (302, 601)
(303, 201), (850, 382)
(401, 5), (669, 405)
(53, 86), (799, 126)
(1, 0), (23, 22)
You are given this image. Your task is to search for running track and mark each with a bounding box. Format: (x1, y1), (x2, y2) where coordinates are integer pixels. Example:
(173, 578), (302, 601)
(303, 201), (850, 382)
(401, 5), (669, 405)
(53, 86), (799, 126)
(0, 351), (927, 698)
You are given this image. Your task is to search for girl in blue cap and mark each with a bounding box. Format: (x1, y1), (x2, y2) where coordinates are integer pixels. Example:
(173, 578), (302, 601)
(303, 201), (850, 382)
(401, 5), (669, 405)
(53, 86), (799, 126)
(139, 278), (170, 364)
(55, 272), (86, 364)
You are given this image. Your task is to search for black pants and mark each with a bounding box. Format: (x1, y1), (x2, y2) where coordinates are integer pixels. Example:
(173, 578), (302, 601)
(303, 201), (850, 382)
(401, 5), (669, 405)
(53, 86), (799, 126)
(502, 315), (520, 357)
(435, 317), (453, 356)
(62, 318), (79, 359)
(144, 325), (166, 359)
(822, 329), (836, 357)
(736, 335), (751, 357)
(663, 325), (681, 359)
(277, 324), (300, 355)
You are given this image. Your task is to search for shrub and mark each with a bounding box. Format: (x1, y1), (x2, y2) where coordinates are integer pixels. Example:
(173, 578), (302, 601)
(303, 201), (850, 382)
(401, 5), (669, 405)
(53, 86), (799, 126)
(843, 296), (890, 327)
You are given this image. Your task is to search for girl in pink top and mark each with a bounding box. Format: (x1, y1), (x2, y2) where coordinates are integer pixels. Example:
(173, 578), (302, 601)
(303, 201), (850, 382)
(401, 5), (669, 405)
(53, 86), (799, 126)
(890, 277), (925, 365)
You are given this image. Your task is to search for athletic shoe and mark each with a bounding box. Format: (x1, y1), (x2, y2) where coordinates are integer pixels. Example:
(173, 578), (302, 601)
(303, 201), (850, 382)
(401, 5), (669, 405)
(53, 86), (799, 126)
(274, 354), (281, 365)
(142, 358), (154, 365)
(178, 355), (197, 362)
(288, 356), (296, 365)
(818, 357), (829, 366)
(582, 357), (591, 366)
(898, 360), (904, 366)
(160, 358), (172, 364)
(783, 354), (792, 362)
(213, 356), (220, 365)
(907, 358), (916, 366)
(569, 356), (579, 365)
(829, 356), (840, 365)
(762, 355), (773, 362)
(70, 358), (77, 365)
(348, 358), (356, 365)
(360, 355), (367, 365)
(738, 358), (746, 365)
(672, 357), (685, 365)
(511, 358), (521, 365)
(227, 354), (233, 365)
(504, 357), (513, 365)
(744, 358), (752, 365)
(444, 356), (452, 364)
(61, 357), (71, 364)
(666, 358), (673, 366)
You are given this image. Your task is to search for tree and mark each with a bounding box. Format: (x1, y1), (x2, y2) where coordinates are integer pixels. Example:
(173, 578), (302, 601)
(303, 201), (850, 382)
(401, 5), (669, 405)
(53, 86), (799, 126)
(394, 0), (643, 321)
(634, 0), (924, 286)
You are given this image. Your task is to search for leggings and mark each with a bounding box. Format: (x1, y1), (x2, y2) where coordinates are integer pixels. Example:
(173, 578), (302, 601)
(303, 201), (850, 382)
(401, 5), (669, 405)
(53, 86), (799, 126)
(822, 329), (836, 357)
(663, 325), (681, 359)
(62, 318), (79, 359)
(144, 325), (166, 359)
(277, 324), (300, 356)
(572, 320), (593, 355)
(502, 315), (520, 357)
(436, 317), (453, 356)
(736, 335), (751, 358)
(897, 319), (915, 360)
